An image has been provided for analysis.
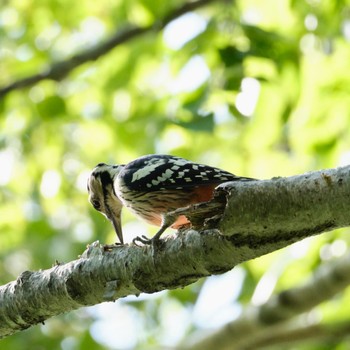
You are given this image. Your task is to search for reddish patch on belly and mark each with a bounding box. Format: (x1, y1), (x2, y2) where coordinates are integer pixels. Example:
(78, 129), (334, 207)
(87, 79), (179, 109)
(144, 185), (218, 228)
(144, 214), (190, 229)
(171, 215), (190, 229)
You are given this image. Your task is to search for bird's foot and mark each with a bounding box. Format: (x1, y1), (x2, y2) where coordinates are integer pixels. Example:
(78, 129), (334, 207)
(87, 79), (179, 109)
(132, 235), (162, 247)
(132, 235), (152, 246)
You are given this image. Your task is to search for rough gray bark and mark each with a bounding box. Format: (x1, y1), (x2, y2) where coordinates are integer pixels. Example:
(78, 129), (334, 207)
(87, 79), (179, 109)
(0, 165), (349, 338)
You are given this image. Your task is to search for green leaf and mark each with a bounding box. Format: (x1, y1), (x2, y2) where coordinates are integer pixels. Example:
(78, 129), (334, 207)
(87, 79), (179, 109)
(218, 46), (246, 67)
(36, 95), (66, 118)
(174, 112), (214, 132)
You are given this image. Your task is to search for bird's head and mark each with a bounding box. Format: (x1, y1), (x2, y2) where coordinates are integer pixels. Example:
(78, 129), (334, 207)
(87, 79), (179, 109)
(87, 163), (125, 244)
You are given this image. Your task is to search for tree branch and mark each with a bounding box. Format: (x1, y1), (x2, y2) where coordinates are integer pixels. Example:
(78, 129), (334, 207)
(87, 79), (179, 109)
(0, 0), (219, 99)
(183, 250), (350, 350)
(236, 320), (350, 349)
(218, 165), (349, 247)
(1, 166), (350, 338)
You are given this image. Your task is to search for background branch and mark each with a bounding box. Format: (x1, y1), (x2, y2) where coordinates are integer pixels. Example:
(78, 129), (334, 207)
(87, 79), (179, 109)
(0, 0), (219, 99)
(183, 252), (350, 350)
(237, 321), (350, 349)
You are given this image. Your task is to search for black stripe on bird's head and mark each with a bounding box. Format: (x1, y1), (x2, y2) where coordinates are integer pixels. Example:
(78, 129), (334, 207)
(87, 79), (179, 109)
(87, 163), (125, 244)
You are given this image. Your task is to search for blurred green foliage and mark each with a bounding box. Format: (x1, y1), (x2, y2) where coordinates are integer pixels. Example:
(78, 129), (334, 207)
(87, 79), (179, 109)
(1, 0), (350, 348)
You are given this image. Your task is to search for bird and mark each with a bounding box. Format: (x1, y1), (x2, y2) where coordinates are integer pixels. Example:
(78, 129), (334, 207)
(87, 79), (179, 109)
(87, 154), (253, 245)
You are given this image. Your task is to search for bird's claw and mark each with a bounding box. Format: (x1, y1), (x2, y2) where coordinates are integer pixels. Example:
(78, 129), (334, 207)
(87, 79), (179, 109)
(132, 235), (153, 245)
(132, 235), (164, 251)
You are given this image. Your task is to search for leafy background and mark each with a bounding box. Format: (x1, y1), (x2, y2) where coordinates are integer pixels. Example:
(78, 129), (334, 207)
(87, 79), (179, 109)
(1, 0), (350, 348)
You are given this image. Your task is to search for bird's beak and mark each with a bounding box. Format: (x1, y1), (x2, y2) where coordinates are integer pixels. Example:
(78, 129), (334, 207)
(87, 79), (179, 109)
(111, 214), (124, 245)
(103, 193), (124, 244)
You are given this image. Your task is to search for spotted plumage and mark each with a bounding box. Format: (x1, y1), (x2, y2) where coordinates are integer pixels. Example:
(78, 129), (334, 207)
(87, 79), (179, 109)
(87, 154), (253, 245)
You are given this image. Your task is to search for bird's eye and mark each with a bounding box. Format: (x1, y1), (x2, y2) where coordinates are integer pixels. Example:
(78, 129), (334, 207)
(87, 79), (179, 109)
(91, 199), (101, 210)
